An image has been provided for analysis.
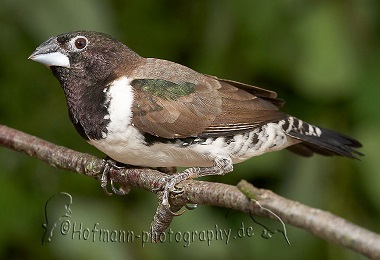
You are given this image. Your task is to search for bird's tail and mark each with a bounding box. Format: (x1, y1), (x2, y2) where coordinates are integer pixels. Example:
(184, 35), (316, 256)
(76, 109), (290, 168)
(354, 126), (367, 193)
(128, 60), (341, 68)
(283, 116), (363, 159)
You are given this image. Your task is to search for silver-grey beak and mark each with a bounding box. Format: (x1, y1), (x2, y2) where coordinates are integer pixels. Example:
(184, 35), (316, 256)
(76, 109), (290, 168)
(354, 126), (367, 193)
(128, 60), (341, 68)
(29, 36), (70, 68)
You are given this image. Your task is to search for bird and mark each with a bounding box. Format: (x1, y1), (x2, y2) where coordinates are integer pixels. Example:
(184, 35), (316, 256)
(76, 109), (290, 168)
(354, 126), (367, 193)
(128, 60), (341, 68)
(29, 31), (363, 212)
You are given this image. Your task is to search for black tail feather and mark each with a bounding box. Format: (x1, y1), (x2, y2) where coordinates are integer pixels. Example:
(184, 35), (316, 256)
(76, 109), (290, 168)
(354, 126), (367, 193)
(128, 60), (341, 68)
(285, 118), (363, 159)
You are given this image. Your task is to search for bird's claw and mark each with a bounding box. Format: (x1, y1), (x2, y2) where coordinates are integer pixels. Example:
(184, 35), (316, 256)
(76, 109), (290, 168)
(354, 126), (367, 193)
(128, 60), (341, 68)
(101, 159), (128, 196)
(110, 178), (129, 195)
(160, 175), (188, 216)
(185, 204), (198, 210)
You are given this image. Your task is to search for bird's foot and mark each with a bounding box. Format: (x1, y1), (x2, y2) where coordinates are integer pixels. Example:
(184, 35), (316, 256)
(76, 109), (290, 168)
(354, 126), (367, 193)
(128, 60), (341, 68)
(101, 158), (129, 196)
(160, 171), (191, 216)
(159, 158), (233, 215)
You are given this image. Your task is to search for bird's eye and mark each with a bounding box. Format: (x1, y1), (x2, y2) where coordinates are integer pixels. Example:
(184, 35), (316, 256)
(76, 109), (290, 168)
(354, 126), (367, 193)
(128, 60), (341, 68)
(74, 37), (87, 49)
(70, 36), (89, 51)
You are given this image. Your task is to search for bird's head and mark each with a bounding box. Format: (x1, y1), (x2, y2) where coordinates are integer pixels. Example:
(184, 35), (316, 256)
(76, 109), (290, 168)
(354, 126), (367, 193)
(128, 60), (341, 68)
(29, 31), (141, 85)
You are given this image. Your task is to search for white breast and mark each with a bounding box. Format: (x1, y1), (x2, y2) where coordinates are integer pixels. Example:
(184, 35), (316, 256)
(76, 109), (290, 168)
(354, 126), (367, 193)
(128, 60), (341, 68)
(103, 76), (134, 133)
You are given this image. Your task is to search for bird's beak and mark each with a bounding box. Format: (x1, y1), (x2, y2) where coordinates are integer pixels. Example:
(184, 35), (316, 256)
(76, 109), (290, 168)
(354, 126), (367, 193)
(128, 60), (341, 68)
(29, 36), (71, 68)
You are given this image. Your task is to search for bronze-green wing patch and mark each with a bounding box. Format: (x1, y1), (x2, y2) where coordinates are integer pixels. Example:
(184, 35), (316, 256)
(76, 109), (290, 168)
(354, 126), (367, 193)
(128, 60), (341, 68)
(132, 79), (195, 101)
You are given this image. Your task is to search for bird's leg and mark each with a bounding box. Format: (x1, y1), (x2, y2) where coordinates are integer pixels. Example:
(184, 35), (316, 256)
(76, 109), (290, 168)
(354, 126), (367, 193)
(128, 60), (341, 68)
(101, 158), (129, 195)
(161, 157), (233, 215)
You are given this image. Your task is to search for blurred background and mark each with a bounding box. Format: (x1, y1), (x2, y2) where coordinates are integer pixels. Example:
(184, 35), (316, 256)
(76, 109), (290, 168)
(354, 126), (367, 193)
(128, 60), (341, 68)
(0, 0), (379, 259)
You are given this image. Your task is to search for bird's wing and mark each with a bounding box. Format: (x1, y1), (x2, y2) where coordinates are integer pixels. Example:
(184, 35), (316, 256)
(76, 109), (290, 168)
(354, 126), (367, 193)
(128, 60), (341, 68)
(130, 75), (286, 139)
(205, 75), (285, 107)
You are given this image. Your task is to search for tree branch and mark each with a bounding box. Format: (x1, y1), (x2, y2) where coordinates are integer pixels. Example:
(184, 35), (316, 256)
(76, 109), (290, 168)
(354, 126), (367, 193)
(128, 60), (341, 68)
(0, 124), (379, 259)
